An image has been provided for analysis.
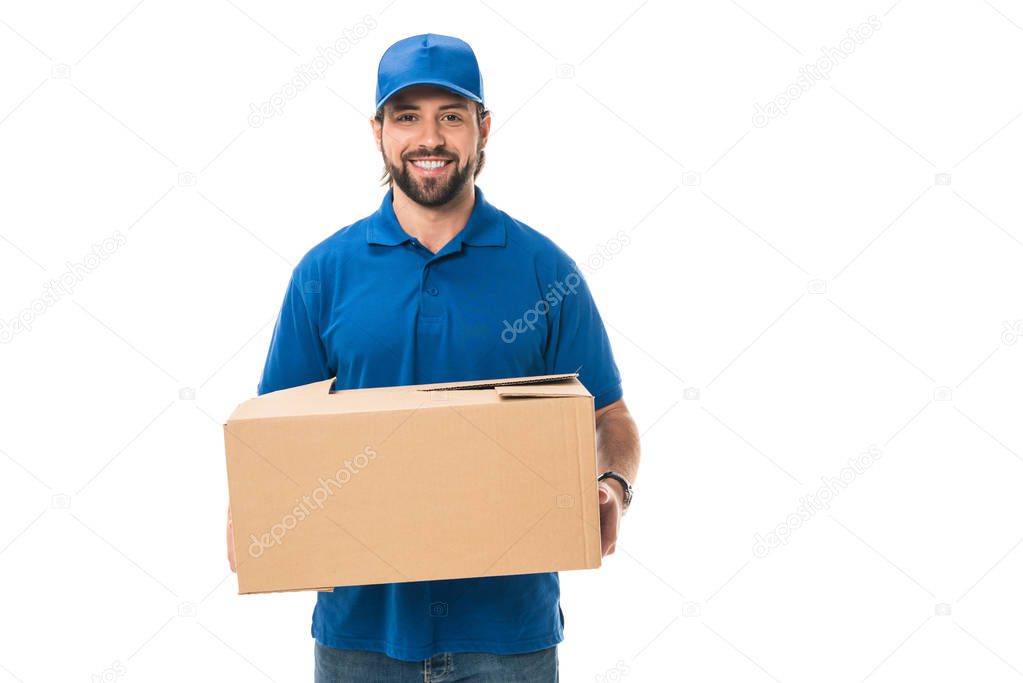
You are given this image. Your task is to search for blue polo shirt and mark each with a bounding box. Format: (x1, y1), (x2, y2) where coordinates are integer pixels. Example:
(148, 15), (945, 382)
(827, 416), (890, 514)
(256, 184), (622, 662)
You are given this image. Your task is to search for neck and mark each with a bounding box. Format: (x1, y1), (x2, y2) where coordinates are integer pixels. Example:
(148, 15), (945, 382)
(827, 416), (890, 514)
(391, 182), (475, 254)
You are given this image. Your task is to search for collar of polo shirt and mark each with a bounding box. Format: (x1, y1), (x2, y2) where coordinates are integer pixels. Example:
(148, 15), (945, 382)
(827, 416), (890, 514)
(367, 184), (507, 249)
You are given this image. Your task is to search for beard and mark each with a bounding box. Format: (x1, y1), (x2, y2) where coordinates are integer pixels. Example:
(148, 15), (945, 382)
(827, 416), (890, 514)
(384, 148), (477, 208)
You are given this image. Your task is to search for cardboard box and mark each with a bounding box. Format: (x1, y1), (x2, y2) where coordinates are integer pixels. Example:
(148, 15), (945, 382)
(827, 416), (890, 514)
(224, 372), (602, 595)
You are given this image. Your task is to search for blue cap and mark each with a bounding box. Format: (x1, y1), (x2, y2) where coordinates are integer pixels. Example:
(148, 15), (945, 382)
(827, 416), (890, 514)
(375, 34), (484, 111)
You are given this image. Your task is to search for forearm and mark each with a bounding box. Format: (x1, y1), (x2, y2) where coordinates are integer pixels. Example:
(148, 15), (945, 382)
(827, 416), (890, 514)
(595, 403), (641, 490)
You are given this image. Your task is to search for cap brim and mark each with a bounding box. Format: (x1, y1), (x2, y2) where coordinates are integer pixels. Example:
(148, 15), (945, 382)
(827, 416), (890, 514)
(376, 80), (483, 111)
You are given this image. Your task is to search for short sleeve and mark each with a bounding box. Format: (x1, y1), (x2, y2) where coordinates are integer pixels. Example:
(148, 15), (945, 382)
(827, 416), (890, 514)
(256, 267), (332, 396)
(544, 260), (623, 409)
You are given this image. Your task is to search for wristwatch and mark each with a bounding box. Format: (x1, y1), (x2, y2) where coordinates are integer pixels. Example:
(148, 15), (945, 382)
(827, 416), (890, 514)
(597, 471), (633, 510)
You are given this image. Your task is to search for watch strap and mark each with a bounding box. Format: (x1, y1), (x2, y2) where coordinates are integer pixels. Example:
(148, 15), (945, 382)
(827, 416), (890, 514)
(597, 471), (633, 509)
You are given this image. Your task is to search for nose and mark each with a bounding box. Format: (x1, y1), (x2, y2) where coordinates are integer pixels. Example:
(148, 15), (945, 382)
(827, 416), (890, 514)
(417, 116), (445, 149)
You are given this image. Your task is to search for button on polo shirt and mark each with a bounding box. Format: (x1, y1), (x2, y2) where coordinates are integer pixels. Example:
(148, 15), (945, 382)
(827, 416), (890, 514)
(257, 184), (623, 662)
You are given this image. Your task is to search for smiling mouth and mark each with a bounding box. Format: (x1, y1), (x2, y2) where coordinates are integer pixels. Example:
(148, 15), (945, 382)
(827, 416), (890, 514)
(409, 158), (454, 175)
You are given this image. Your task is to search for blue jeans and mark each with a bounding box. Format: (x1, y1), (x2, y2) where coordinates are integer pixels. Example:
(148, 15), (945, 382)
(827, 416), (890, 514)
(314, 640), (558, 682)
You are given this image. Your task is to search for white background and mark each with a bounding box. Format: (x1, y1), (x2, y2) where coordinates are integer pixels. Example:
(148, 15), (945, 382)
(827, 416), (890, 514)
(2, 1), (1022, 681)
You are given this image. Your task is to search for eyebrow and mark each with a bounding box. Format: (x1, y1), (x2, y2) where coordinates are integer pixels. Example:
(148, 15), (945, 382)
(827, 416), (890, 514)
(389, 101), (469, 113)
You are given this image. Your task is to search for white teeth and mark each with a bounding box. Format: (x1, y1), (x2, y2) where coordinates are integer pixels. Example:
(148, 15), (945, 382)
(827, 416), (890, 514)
(412, 160), (448, 169)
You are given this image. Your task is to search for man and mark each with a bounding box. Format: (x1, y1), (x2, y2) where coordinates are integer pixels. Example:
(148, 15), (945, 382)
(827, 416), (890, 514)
(228, 33), (641, 682)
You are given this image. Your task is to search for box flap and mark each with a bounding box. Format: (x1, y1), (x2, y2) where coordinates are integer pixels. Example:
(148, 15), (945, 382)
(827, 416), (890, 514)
(418, 372), (580, 392)
(227, 377), (336, 422)
(493, 383), (591, 399)
(227, 373), (590, 423)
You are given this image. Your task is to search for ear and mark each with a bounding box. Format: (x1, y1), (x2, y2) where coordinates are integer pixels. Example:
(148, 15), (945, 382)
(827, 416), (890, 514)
(370, 116), (383, 152)
(478, 110), (492, 150)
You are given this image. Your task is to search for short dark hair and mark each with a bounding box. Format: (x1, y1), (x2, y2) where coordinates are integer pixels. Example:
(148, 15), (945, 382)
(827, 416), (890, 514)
(375, 100), (489, 186)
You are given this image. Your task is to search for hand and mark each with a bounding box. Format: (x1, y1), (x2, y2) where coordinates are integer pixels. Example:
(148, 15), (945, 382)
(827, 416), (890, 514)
(227, 506), (237, 573)
(598, 480), (623, 557)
